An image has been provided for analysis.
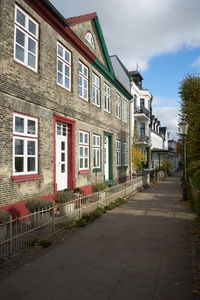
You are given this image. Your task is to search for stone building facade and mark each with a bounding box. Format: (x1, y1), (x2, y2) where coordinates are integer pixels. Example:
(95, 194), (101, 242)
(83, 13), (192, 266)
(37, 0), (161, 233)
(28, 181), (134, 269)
(0, 0), (132, 207)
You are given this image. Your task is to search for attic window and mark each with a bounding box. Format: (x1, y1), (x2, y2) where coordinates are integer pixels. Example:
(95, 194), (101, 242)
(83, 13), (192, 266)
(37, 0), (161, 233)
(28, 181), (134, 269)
(85, 32), (95, 48)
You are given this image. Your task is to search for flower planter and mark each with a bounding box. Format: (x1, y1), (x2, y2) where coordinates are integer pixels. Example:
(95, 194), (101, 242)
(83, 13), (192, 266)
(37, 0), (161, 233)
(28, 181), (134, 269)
(30, 213), (50, 227)
(0, 224), (7, 242)
(59, 202), (75, 216)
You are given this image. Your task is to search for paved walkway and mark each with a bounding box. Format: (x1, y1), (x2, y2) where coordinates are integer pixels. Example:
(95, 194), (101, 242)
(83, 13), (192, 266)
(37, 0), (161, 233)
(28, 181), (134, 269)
(0, 173), (195, 299)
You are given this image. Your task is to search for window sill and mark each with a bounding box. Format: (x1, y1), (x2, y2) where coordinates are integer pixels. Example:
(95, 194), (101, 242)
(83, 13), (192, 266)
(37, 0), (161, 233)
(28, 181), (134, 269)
(12, 174), (41, 182)
(78, 169), (91, 175)
(93, 168), (102, 173)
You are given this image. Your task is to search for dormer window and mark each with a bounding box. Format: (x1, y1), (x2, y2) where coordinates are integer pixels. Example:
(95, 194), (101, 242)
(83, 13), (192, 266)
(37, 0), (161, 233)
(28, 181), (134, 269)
(85, 32), (95, 48)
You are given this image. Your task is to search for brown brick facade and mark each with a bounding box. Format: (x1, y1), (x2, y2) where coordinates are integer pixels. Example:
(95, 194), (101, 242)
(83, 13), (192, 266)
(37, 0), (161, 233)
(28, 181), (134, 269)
(0, 0), (131, 206)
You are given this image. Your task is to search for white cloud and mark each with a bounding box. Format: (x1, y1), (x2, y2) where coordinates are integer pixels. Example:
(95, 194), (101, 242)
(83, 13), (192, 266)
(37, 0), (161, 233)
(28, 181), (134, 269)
(192, 56), (200, 67)
(152, 96), (179, 108)
(153, 106), (179, 139)
(51, 0), (200, 71)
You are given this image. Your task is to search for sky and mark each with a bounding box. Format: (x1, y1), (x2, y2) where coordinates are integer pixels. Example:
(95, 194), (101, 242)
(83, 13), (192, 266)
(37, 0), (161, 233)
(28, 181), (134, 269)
(51, 0), (200, 139)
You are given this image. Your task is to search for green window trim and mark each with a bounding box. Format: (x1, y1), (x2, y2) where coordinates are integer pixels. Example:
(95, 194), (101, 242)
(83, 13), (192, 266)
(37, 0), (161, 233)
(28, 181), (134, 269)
(93, 168), (102, 173)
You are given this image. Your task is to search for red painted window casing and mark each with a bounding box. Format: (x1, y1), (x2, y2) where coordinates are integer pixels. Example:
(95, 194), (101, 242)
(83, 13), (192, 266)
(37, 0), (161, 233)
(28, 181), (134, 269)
(12, 174), (41, 182)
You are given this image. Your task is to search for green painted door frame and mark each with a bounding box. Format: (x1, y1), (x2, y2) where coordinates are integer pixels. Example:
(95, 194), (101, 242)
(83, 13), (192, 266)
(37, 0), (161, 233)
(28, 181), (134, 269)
(103, 131), (113, 185)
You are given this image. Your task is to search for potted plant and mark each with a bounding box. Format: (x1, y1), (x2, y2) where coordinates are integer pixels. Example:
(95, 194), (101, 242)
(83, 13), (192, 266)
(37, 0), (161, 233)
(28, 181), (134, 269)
(0, 210), (11, 242)
(26, 198), (53, 226)
(54, 191), (77, 216)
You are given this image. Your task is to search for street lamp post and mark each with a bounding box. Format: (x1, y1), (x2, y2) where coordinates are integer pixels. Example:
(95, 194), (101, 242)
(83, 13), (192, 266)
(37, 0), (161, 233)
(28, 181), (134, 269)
(179, 119), (189, 201)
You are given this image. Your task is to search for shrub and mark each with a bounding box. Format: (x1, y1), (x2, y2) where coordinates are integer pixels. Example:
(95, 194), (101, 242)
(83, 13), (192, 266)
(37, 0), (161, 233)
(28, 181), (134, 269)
(192, 170), (200, 190)
(54, 191), (77, 204)
(26, 198), (53, 213)
(194, 193), (200, 216)
(92, 183), (109, 193)
(63, 187), (74, 192)
(73, 187), (84, 194)
(0, 210), (11, 224)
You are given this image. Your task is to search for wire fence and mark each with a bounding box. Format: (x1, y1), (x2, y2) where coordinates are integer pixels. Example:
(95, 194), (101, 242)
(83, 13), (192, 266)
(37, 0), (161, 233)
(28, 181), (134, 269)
(0, 174), (150, 259)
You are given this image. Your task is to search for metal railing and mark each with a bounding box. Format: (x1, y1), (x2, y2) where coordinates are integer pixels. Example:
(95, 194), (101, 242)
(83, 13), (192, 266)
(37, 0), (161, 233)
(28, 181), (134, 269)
(134, 106), (150, 117)
(0, 175), (150, 259)
(135, 135), (150, 144)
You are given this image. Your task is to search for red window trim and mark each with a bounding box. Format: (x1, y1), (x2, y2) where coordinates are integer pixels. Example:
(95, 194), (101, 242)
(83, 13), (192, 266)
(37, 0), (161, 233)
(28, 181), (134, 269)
(12, 174), (41, 182)
(78, 170), (91, 175)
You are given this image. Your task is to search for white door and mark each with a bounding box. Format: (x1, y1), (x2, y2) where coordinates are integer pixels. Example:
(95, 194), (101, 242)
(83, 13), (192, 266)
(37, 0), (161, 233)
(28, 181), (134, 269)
(104, 136), (109, 181)
(56, 122), (68, 191)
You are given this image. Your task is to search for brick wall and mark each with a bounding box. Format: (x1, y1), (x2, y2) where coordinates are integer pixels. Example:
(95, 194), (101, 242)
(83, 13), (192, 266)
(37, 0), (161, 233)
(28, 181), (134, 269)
(0, 0), (130, 206)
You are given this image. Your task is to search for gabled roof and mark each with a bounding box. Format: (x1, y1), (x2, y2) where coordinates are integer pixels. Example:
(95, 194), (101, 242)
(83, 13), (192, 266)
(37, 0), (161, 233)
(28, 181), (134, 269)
(67, 12), (97, 25)
(67, 13), (115, 76)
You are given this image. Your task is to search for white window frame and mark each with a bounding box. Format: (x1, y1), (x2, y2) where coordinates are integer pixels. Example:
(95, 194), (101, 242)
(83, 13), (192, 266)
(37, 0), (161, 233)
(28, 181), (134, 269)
(92, 73), (100, 107)
(116, 94), (122, 119)
(13, 113), (38, 176)
(79, 61), (88, 101)
(14, 5), (38, 72)
(123, 99), (128, 123)
(85, 32), (95, 48)
(57, 42), (71, 91)
(93, 134), (101, 169)
(79, 130), (89, 170)
(104, 83), (111, 113)
(117, 140), (122, 167)
(123, 142), (128, 166)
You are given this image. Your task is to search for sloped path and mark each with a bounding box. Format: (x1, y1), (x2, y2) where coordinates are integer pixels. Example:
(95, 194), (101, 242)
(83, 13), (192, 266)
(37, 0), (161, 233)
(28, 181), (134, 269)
(0, 173), (195, 299)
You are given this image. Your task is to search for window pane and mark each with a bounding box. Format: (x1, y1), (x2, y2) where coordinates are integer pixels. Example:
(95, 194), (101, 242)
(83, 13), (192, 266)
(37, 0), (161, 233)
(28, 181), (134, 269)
(93, 149), (96, 167)
(65, 65), (69, 77)
(15, 157), (24, 172)
(28, 120), (36, 134)
(15, 116), (24, 133)
(58, 44), (63, 57)
(80, 158), (83, 168)
(27, 140), (35, 155)
(61, 141), (65, 150)
(84, 134), (88, 144)
(80, 132), (83, 143)
(65, 50), (70, 63)
(84, 67), (88, 77)
(28, 53), (36, 68)
(63, 125), (67, 136)
(79, 76), (82, 86)
(16, 45), (24, 62)
(84, 89), (87, 99)
(85, 147), (88, 156)
(85, 158), (88, 168)
(61, 164), (65, 173)
(28, 19), (36, 36)
(61, 153), (65, 162)
(64, 77), (69, 89)
(58, 72), (62, 85)
(28, 38), (36, 54)
(79, 86), (82, 97)
(80, 147), (83, 157)
(92, 87), (95, 103)
(28, 157), (35, 172)
(97, 149), (100, 166)
(79, 62), (82, 73)
(57, 59), (62, 72)
(16, 9), (25, 27)
(93, 136), (96, 145)
(84, 79), (87, 89)
(16, 28), (25, 46)
(15, 139), (24, 155)
(57, 124), (61, 135)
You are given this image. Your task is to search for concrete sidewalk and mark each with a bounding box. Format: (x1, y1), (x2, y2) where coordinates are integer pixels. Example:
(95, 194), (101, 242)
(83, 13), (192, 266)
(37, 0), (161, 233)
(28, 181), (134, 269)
(0, 173), (195, 299)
